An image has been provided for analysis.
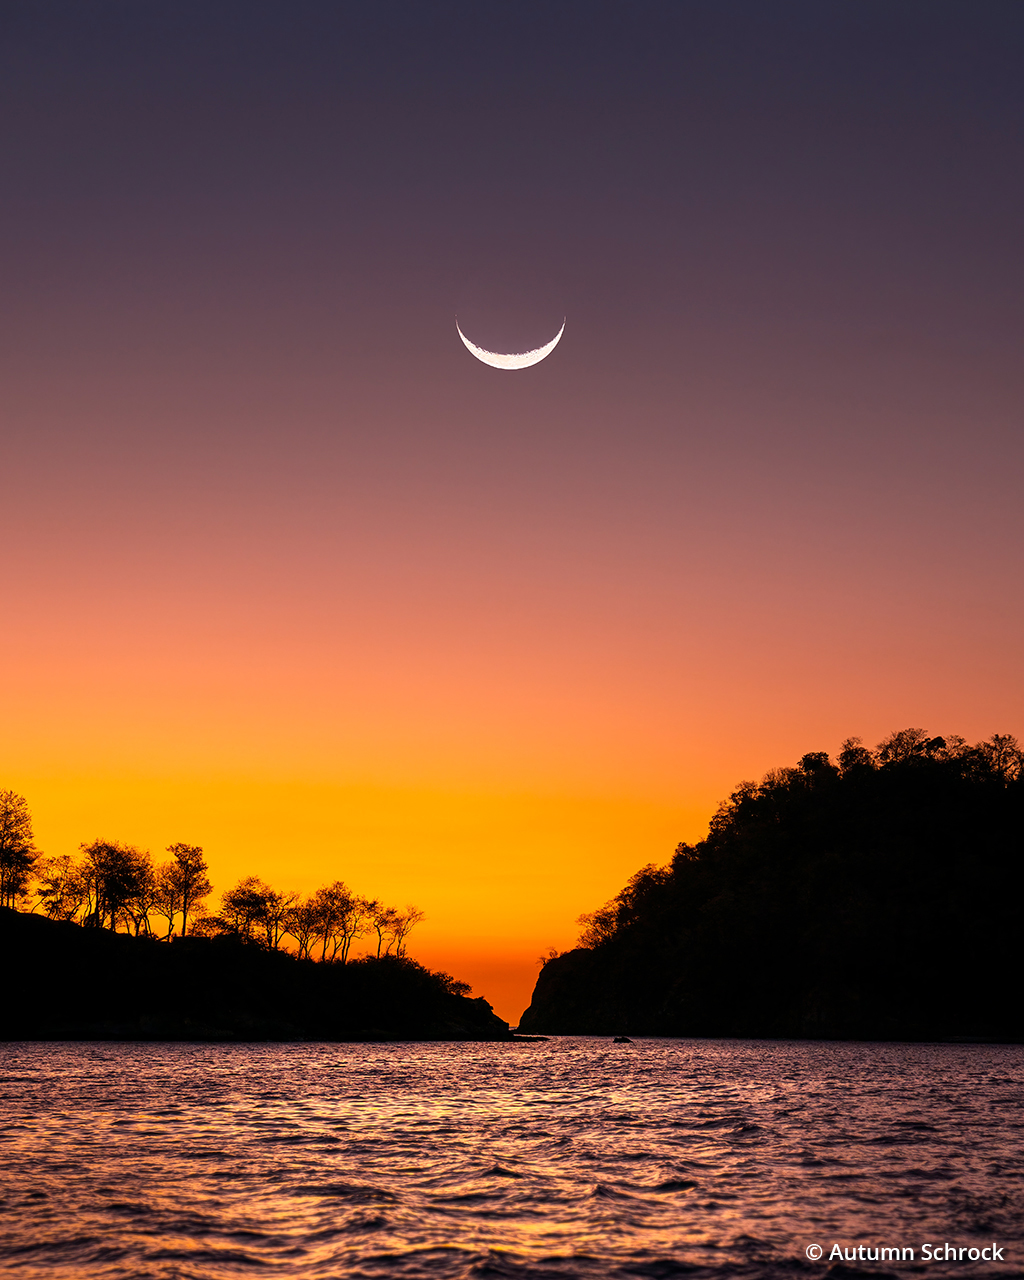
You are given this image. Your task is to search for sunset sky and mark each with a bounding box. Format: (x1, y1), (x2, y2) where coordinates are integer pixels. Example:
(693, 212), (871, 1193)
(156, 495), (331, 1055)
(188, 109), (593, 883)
(2, 2), (1022, 1020)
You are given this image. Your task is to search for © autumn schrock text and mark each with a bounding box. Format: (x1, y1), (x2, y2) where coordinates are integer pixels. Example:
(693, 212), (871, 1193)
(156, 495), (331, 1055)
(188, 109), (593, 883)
(825, 1243), (1005, 1263)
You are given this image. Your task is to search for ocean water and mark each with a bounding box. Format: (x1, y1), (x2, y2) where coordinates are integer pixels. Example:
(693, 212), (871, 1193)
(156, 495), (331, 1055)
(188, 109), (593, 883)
(0, 1039), (1021, 1279)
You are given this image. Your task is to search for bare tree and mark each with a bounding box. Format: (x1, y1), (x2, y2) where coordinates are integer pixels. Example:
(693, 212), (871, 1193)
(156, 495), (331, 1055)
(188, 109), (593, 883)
(367, 900), (399, 957)
(0, 790), (38, 908)
(390, 906), (426, 957)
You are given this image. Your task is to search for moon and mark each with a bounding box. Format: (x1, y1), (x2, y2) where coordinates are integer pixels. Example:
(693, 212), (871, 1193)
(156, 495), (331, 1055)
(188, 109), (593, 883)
(456, 318), (565, 370)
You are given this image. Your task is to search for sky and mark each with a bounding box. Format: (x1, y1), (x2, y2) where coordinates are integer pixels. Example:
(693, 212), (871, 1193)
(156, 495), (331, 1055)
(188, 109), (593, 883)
(2, 1), (1023, 1021)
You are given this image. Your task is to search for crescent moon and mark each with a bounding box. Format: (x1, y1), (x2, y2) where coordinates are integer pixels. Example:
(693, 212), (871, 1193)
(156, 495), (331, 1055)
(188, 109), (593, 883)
(456, 318), (565, 370)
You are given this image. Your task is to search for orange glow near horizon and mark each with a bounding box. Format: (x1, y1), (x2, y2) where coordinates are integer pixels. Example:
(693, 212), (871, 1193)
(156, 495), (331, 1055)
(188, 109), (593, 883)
(6, 637), (1020, 1026)
(11, 772), (705, 1021)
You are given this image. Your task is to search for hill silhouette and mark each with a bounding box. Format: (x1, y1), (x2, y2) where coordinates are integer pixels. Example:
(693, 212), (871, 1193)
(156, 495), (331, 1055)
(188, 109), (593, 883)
(519, 730), (1024, 1040)
(0, 908), (510, 1041)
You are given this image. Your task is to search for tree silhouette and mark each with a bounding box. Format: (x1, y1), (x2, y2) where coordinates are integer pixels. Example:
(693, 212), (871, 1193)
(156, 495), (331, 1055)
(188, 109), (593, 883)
(162, 843), (212, 936)
(391, 907), (426, 957)
(0, 791), (38, 908)
(151, 863), (180, 938)
(282, 897), (320, 959)
(122, 857), (160, 936)
(8, 814), (427, 969)
(368, 901), (399, 957)
(35, 854), (88, 920)
(310, 881), (367, 962)
(79, 840), (153, 931)
(220, 876), (271, 942)
(216, 876), (296, 949)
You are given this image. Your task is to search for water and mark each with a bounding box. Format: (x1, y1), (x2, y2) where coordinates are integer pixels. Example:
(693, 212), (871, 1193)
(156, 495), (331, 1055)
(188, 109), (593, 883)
(1, 1039), (1021, 1279)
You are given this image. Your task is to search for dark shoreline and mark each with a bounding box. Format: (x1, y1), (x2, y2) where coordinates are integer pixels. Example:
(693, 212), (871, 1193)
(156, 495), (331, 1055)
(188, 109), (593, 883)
(1, 907), (512, 1042)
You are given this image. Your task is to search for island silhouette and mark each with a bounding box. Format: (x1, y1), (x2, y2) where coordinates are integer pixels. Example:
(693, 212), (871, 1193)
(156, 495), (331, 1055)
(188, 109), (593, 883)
(0, 909), (511, 1041)
(519, 729), (1024, 1041)
(0, 811), (510, 1040)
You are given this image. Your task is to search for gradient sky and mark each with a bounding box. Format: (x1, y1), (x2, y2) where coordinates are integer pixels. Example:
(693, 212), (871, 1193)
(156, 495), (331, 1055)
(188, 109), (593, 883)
(2, 2), (1022, 1020)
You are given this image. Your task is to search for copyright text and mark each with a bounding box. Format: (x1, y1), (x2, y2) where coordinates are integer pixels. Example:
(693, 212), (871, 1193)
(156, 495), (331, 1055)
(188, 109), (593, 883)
(804, 1243), (1006, 1263)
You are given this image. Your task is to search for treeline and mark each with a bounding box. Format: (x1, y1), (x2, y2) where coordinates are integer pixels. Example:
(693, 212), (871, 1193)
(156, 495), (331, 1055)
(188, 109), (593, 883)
(0, 797), (424, 964)
(519, 729), (1024, 1039)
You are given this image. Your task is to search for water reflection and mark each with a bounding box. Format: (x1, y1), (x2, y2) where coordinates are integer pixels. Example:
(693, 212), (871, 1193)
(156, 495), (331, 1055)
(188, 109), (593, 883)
(0, 1039), (1021, 1278)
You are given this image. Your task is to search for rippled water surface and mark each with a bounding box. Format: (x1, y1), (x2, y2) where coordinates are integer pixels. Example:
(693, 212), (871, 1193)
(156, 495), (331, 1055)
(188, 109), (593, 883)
(1, 1039), (1022, 1278)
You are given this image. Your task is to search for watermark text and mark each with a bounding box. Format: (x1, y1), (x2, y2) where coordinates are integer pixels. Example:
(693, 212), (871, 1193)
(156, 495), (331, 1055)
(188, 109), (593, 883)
(804, 1243), (1006, 1263)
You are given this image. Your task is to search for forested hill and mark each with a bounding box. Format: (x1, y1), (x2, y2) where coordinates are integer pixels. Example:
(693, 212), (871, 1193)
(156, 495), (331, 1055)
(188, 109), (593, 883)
(0, 908), (511, 1041)
(519, 730), (1024, 1040)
